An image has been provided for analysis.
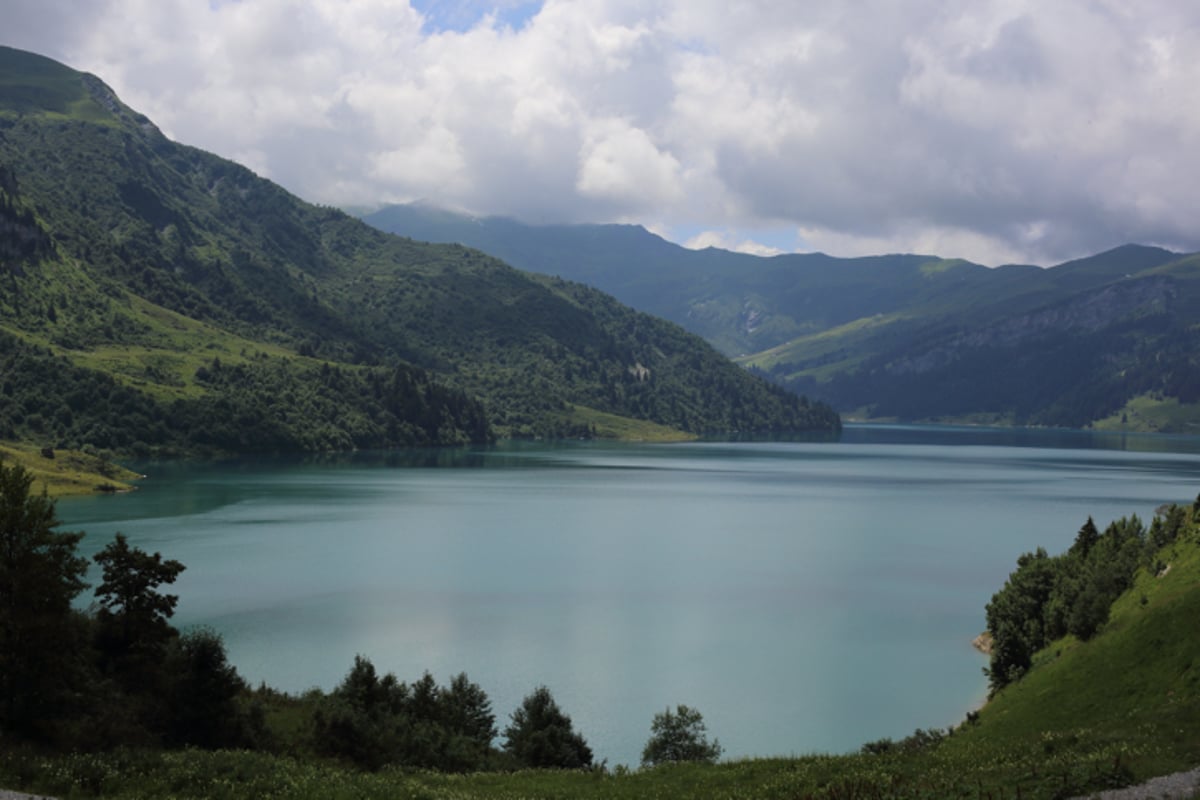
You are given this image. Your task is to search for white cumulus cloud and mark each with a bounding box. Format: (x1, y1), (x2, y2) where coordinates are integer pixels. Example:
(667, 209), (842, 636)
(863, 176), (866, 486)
(3, 0), (1200, 265)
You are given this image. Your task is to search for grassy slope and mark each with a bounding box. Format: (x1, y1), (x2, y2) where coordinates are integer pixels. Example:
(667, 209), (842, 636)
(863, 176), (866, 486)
(1093, 394), (1200, 434)
(960, 535), (1200, 780)
(553, 404), (697, 442)
(736, 312), (906, 379)
(5, 516), (1197, 799)
(0, 442), (140, 495)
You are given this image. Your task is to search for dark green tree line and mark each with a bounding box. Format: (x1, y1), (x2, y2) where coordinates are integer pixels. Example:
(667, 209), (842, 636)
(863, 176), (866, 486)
(312, 657), (499, 772)
(985, 504), (1191, 693)
(0, 459), (253, 749)
(0, 331), (492, 457)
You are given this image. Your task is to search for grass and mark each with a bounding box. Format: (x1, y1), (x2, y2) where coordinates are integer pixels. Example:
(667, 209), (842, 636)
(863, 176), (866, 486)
(0, 46), (118, 125)
(931, 563), (1200, 794)
(0, 441), (141, 495)
(1092, 394), (1200, 434)
(43, 293), (306, 402)
(1, 283), (327, 411)
(960, 534), (1200, 776)
(556, 404), (698, 442)
(919, 258), (969, 277)
(736, 313), (903, 380)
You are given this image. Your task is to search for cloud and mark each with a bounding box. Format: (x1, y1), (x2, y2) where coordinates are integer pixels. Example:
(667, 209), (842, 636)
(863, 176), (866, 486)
(576, 118), (683, 209)
(683, 231), (784, 258)
(3, 0), (1200, 265)
(798, 224), (1032, 267)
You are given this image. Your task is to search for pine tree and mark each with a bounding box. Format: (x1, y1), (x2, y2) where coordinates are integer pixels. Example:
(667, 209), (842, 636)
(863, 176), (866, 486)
(0, 460), (89, 740)
(502, 686), (592, 769)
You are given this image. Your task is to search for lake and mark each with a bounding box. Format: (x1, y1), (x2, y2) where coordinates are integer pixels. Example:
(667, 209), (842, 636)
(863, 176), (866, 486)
(56, 424), (1200, 767)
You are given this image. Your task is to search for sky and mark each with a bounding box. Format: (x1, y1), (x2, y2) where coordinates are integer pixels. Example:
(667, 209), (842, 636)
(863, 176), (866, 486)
(4, 0), (1200, 266)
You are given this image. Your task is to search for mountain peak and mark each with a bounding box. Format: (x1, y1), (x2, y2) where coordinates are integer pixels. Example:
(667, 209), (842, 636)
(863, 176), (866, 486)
(0, 47), (839, 447)
(0, 45), (157, 134)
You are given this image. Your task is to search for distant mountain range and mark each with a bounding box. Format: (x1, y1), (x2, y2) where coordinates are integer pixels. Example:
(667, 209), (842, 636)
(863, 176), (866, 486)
(361, 204), (1200, 432)
(0, 45), (838, 457)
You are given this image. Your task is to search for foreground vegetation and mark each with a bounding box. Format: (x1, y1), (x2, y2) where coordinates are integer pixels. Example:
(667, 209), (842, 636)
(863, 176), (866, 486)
(2, 452), (1198, 798)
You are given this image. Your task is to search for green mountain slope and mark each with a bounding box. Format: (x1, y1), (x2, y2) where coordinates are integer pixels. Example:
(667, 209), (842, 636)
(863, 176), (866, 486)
(966, 519), (1200, 783)
(785, 255), (1199, 428)
(361, 203), (1016, 357)
(362, 204), (1200, 431)
(0, 46), (838, 454)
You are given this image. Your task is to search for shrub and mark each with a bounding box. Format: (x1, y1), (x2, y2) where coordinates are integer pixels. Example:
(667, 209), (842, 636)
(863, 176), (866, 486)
(641, 704), (722, 766)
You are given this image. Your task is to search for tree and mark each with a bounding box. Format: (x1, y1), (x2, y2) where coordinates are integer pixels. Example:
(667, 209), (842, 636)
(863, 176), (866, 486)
(334, 654), (405, 714)
(502, 686), (592, 769)
(93, 532), (185, 678)
(641, 704), (723, 766)
(1069, 517), (1100, 560)
(441, 671), (497, 749)
(1066, 580), (1112, 641)
(984, 547), (1057, 693)
(165, 627), (251, 748)
(314, 655), (408, 770)
(0, 459), (89, 740)
(314, 659), (497, 772)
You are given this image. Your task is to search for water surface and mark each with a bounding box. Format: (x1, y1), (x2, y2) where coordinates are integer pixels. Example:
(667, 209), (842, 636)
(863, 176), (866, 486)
(57, 425), (1200, 766)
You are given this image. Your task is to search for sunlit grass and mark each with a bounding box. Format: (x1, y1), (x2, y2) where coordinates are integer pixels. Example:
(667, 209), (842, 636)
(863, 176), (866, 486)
(556, 404), (698, 442)
(16, 290), (307, 402)
(736, 313), (903, 379)
(0, 441), (140, 495)
(918, 258), (970, 277)
(1092, 394), (1200, 434)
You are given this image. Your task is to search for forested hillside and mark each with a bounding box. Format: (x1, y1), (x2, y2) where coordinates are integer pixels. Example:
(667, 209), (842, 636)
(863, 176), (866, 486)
(0, 45), (838, 456)
(364, 203), (1200, 431)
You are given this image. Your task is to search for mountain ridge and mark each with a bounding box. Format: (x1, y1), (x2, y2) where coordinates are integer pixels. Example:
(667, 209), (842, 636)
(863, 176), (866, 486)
(0, 45), (838, 456)
(361, 202), (1200, 431)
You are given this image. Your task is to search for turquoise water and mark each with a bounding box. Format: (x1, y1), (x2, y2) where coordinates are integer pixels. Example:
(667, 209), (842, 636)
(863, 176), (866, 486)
(56, 425), (1200, 766)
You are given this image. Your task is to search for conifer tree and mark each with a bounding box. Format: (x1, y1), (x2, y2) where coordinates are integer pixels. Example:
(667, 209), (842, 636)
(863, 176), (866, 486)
(502, 686), (592, 769)
(0, 460), (88, 740)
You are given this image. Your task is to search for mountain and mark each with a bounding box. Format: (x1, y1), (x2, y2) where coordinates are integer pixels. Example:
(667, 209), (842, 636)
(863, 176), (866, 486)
(362, 204), (1200, 431)
(0, 45), (839, 457)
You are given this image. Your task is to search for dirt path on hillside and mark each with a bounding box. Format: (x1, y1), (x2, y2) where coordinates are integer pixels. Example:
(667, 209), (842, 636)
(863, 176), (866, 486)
(1071, 766), (1200, 799)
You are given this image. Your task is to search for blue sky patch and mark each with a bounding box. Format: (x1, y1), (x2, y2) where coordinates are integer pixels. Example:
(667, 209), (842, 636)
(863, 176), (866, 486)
(410, 0), (543, 33)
